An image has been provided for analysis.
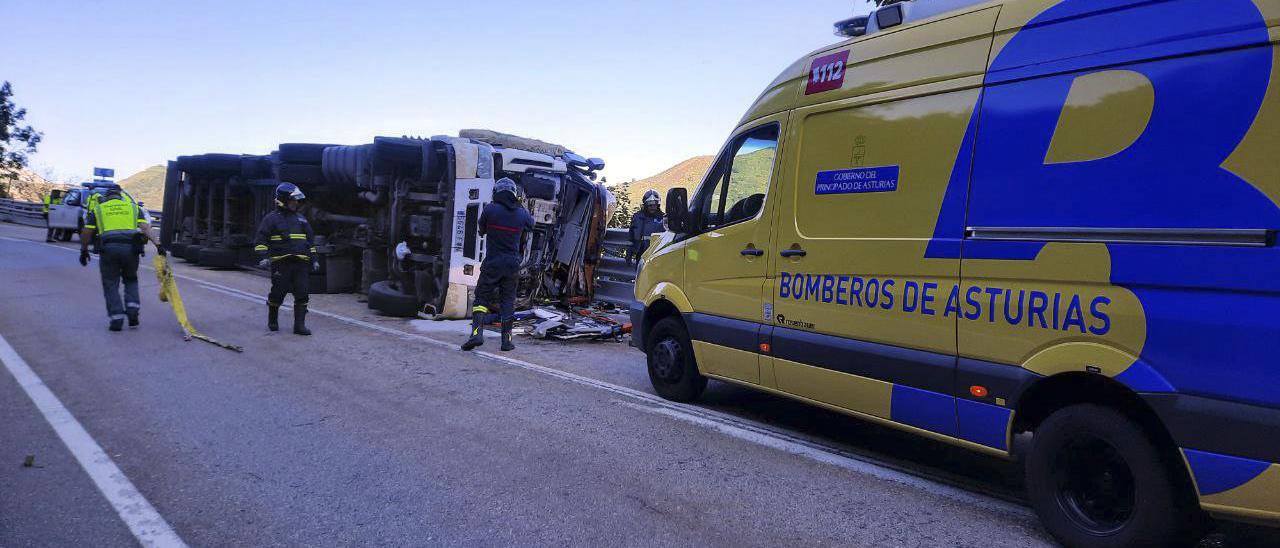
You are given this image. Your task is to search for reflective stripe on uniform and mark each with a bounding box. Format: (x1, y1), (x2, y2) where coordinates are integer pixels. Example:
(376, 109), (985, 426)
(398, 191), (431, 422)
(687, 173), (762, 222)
(269, 235), (284, 241)
(254, 245), (268, 251)
(474, 305), (490, 313)
(289, 234), (308, 239)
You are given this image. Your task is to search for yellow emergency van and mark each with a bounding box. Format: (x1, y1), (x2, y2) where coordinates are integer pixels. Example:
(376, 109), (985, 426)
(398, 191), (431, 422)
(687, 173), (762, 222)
(629, 0), (1280, 546)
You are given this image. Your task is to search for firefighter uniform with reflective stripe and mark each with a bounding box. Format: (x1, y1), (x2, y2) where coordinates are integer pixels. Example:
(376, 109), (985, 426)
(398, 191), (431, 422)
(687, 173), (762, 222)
(255, 207), (316, 309)
(84, 193), (148, 324)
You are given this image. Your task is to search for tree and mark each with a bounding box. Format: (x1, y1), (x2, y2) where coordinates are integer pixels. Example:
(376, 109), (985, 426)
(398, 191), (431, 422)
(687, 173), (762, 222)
(608, 180), (634, 229)
(0, 82), (43, 198)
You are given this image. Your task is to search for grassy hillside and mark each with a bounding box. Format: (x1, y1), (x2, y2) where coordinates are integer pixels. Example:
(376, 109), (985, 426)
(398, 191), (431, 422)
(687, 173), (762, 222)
(118, 165), (167, 207)
(626, 155), (714, 204)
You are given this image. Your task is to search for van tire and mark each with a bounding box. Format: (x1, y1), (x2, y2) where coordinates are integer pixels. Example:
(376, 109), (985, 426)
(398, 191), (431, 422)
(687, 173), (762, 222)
(367, 280), (420, 317)
(1025, 404), (1203, 548)
(646, 317), (706, 402)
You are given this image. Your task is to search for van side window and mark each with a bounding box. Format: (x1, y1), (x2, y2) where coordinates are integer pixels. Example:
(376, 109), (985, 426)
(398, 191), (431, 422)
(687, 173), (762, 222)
(696, 124), (779, 231)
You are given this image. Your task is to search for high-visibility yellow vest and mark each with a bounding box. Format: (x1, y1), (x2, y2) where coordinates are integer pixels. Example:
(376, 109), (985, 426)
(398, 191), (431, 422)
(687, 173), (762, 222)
(91, 195), (142, 237)
(41, 194), (50, 214)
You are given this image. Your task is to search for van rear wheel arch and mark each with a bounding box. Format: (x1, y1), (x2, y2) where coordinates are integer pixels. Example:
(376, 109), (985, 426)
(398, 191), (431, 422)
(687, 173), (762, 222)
(1015, 373), (1204, 545)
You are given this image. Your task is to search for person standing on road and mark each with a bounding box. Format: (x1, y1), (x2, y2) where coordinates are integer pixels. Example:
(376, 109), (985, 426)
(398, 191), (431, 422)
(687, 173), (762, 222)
(254, 182), (317, 336)
(79, 184), (165, 331)
(462, 177), (534, 352)
(627, 190), (665, 266)
(42, 189), (62, 242)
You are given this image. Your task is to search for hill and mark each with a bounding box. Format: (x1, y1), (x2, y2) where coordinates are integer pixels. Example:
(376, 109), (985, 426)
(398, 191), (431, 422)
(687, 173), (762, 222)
(626, 155), (714, 204)
(118, 165), (167, 207)
(0, 167), (59, 202)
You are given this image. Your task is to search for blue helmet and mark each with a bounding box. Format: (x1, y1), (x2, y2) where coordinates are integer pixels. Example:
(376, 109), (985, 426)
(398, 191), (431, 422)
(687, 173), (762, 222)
(274, 182), (306, 207)
(494, 177), (518, 202)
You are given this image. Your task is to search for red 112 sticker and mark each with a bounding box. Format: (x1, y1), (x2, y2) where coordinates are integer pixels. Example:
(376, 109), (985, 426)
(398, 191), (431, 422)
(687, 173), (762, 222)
(805, 50), (849, 95)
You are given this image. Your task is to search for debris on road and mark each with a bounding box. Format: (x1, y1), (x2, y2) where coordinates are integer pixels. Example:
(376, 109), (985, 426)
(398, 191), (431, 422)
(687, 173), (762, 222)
(22, 454), (34, 468)
(524, 305), (631, 341)
(153, 255), (244, 353)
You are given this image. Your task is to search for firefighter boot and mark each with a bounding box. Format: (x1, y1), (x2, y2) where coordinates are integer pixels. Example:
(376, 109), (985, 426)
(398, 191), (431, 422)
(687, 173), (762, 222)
(293, 304), (311, 336)
(461, 312), (485, 351)
(268, 305), (280, 331)
(500, 321), (515, 352)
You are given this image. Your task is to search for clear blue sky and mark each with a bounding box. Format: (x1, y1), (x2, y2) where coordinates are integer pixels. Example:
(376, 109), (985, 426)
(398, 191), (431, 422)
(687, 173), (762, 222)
(4, 1), (871, 184)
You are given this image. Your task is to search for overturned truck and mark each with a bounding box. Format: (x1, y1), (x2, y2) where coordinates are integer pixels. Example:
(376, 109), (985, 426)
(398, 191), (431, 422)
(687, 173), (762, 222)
(160, 131), (615, 318)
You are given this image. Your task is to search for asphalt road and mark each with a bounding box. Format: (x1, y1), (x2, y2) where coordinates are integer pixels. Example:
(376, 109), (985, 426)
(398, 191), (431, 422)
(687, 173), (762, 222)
(0, 222), (1275, 547)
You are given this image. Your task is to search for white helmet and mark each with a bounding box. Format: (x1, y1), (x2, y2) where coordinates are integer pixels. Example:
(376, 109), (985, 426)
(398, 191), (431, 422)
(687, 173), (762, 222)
(642, 190), (660, 205)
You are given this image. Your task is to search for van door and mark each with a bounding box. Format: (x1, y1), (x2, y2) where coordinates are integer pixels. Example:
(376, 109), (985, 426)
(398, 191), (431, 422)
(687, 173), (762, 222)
(767, 7), (997, 434)
(681, 119), (785, 385)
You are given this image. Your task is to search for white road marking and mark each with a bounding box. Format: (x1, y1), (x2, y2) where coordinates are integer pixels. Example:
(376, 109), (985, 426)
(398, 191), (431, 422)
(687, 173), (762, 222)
(0, 333), (188, 548)
(181, 276), (1032, 519)
(2, 229), (1034, 520)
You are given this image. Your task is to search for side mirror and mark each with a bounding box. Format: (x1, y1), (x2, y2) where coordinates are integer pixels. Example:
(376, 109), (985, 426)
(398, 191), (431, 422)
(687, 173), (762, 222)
(665, 188), (690, 233)
(587, 157), (605, 171)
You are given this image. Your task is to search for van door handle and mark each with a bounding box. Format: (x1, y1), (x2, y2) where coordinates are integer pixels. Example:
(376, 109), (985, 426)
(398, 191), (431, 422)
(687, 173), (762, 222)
(780, 249), (807, 258)
(740, 248), (764, 257)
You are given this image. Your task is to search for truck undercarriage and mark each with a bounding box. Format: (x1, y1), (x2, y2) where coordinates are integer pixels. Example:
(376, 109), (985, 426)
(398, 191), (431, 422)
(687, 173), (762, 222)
(161, 131), (615, 318)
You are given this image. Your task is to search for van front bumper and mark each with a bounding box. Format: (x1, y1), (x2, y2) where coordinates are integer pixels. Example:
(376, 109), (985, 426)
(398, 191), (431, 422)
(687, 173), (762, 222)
(628, 300), (645, 350)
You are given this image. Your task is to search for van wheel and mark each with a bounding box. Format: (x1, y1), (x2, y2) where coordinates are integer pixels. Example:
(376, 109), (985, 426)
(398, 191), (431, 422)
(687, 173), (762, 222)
(646, 317), (706, 402)
(1026, 404), (1203, 548)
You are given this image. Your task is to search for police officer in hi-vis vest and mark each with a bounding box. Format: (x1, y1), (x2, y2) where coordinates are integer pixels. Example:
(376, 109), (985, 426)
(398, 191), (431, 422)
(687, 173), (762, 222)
(461, 178), (534, 352)
(79, 184), (165, 331)
(254, 182), (317, 336)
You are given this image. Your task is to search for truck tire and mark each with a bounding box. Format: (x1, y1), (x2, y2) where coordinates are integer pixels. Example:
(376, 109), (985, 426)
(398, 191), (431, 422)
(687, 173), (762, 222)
(277, 163), (325, 187)
(240, 155), (273, 179)
(278, 143), (334, 165)
(368, 280), (420, 317)
(198, 246), (239, 268)
(1025, 404), (1203, 548)
(169, 242), (187, 258)
(178, 153), (242, 173)
(183, 244), (205, 264)
(646, 317), (707, 402)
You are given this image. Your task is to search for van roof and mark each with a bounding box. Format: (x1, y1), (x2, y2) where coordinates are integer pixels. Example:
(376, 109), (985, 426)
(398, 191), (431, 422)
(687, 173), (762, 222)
(738, 0), (1007, 126)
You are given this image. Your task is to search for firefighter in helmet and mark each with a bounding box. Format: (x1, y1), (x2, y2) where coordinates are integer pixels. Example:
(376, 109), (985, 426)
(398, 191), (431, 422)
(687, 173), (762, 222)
(254, 182), (317, 335)
(462, 177), (534, 352)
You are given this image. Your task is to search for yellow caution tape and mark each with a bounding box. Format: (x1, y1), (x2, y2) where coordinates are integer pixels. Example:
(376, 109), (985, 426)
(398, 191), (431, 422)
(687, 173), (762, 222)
(153, 255), (244, 352)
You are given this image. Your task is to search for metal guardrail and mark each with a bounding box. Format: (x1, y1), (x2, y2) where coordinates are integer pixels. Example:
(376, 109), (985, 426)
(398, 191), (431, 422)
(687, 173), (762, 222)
(0, 198), (163, 227)
(0, 198), (46, 227)
(594, 228), (637, 308)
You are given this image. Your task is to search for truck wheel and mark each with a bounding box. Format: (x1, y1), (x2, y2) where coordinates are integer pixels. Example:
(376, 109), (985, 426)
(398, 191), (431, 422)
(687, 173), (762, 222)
(183, 245), (205, 264)
(168, 242), (187, 259)
(278, 143), (334, 165)
(1025, 404), (1203, 548)
(646, 317), (706, 402)
(197, 247), (239, 268)
(277, 163), (325, 187)
(367, 280), (420, 317)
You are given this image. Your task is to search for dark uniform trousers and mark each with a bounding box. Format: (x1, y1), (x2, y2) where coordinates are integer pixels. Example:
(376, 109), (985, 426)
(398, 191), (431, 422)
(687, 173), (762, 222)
(474, 256), (519, 322)
(268, 258), (310, 307)
(99, 241), (141, 320)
